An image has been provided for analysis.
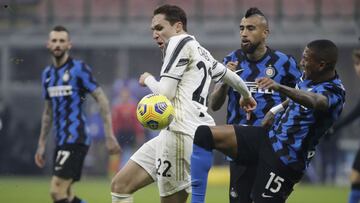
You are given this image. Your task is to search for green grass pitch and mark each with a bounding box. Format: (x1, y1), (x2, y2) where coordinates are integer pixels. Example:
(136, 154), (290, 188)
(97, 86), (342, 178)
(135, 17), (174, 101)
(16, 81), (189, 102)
(0, 176), (348, 203)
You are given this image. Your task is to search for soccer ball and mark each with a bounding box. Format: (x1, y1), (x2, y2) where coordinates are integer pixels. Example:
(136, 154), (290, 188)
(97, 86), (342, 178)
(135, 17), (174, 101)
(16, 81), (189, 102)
(136, 94), (174, 130)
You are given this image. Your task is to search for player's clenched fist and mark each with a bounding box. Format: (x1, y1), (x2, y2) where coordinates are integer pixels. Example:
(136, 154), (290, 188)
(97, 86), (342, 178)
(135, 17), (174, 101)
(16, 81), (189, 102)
(240, 96), (257, 113)
(139, 72), (153, 86)
(256, 77), (280, 91)
(226, 61), (238, 72)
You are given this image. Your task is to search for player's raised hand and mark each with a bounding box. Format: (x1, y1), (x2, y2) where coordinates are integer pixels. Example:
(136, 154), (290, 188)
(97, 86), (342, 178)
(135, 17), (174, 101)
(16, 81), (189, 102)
(139, 72), (153, 86)
(34, 145), (46, 168)
(256, 77), (280, 91)
(105, 135), (122, 155)
(240, 96), (257, 114)
(226, 61), (238, 72)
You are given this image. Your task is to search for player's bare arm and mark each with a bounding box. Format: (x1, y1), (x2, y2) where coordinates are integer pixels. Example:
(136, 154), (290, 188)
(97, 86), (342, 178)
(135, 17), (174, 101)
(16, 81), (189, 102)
(210, 83), (229, 111)
(35, 100), (53, 168)
(261, 99), (290, 129)
(91, 87), (121, 154)
(210, 61), (239, 111)
(256, 77), (328, 111)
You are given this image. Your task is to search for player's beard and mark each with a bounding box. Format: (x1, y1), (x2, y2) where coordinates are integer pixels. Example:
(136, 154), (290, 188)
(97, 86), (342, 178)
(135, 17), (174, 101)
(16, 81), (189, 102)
(51, 49), (66, 60)
(241, 41), (260, 54)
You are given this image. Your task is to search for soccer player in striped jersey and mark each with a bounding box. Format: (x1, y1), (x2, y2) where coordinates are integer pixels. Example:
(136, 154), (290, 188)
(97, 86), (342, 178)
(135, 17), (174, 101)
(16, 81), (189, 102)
(34, 25), (121, 203)
(191, 39), (345, 203)
(210, 8), (301, 203)
(110, 4), (256, 203)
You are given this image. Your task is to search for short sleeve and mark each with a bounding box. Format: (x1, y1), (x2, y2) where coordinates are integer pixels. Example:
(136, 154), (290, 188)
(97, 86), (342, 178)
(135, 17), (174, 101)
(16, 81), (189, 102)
(282, 56), (302, 88)
(41, 68), (50, 100)
(160, 36), (193, 80)
(78, 63), (99, 93)
(211, 61), (227, 83)
(314, 83), (345, 111)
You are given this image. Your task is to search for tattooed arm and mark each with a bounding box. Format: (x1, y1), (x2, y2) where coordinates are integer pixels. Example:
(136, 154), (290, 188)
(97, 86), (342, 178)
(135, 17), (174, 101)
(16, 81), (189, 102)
(91, 87), (121, 154)
(34, 100), (53, 168)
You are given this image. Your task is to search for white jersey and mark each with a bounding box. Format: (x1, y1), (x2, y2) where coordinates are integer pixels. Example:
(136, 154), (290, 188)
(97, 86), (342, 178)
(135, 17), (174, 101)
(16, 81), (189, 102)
(160, 34), (227, 137)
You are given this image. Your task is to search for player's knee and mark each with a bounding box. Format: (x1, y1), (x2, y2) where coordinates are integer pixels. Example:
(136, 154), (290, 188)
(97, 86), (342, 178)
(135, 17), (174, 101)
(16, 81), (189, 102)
(50, 177), (70, 200)
(111, 176), (134, 194)
(194, 125), (214, 151)
(350, 169), (360, 184)
(49, 188), (67, 200)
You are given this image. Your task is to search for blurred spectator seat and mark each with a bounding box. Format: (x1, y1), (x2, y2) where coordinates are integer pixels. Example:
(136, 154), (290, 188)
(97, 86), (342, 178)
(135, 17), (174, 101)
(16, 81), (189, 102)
(241, 0), (277, 19)
(202, 0), (237, 19)
(128, 0), (159, 19)
(0, 0), (42, 28)
(321, 0), (354, 18)
(163, 0), (197, 18)
(52, 0), (85, 21)
(282, 0), (316, 20)
(90, 0), (122, 21)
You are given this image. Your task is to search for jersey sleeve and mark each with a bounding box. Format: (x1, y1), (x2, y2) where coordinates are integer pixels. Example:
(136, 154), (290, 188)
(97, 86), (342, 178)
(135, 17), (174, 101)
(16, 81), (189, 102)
(314, 82), (345, 117)
(211, 61), (227, 83)
(282, 56), (302, 88)
(78, 63), (99, 93)
(222, 50), (237, 65)
(160, 36), (193, 80)
(41, 67), (50, 100)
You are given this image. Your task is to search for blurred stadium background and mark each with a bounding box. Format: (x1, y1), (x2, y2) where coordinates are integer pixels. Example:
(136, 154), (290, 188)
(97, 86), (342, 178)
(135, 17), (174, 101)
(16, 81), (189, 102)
(0, 0), (359, 202)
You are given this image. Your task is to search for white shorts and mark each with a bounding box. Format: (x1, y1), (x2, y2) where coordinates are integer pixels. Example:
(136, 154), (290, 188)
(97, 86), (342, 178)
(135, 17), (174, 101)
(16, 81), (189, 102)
(130, 129), (193, 197)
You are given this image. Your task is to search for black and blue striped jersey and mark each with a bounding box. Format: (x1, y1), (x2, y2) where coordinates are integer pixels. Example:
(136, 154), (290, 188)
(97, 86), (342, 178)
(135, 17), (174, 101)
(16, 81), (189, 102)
(41, 57), (98, 146)
(269, 74), (346, 171)
(224, 48), (301, 126)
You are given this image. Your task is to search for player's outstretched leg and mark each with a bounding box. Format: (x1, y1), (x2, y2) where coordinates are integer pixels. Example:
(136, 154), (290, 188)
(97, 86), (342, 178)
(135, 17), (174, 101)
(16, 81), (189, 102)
(191, 126), (215, 203)
(191, 125), (238, 203)
(111, 160), (153, 203)
(50, 176), (73, 203)
(348, 170), (360, 203)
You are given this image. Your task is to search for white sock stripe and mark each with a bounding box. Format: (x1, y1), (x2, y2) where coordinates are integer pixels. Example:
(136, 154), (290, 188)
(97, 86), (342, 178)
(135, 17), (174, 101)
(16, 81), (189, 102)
(111, 192), (130, 198)
(111, 193), (133, 203)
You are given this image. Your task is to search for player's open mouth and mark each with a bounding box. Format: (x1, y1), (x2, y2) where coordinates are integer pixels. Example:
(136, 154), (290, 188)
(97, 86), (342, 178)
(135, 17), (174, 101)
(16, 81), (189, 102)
(241, 40), (250, 46)
(157, 42), (164, 48)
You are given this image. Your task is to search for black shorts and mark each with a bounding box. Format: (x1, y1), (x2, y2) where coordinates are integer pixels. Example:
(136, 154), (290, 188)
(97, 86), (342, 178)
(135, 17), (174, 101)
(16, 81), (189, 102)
(52, 144), (89, 181)
(353, 149), (360, 171)
(229, 161), (256, 203)
(233, 125), (303, 203)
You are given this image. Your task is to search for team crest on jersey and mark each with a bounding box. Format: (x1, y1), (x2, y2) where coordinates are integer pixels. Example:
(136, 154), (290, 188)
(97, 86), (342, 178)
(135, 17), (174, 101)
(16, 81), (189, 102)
(265, 65), (275, 78)
(62, 70), (70, 82)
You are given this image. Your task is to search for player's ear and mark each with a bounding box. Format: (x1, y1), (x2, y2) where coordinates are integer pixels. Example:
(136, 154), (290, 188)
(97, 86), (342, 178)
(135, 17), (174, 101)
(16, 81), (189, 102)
(175, 22), (183, 33)
(68, 41), (72, 50)
(320, 60), (327, 71)
(46, 40), (51, 49)
(263, 27), (269, 38)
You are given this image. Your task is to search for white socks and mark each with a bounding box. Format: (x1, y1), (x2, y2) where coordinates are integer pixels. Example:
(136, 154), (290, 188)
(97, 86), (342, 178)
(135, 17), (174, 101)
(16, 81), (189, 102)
(111, 192), (133, 203)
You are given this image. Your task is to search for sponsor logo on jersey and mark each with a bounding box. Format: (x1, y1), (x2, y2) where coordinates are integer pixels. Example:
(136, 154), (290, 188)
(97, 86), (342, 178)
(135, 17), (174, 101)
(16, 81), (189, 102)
(246, 82), (275, 94)
(232, 82), (275, 94)
(48, 85), (73, 97)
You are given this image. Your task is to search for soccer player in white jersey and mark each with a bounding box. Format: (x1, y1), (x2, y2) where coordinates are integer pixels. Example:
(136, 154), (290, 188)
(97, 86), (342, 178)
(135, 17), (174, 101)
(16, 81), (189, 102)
(110, 4), (257, 203)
